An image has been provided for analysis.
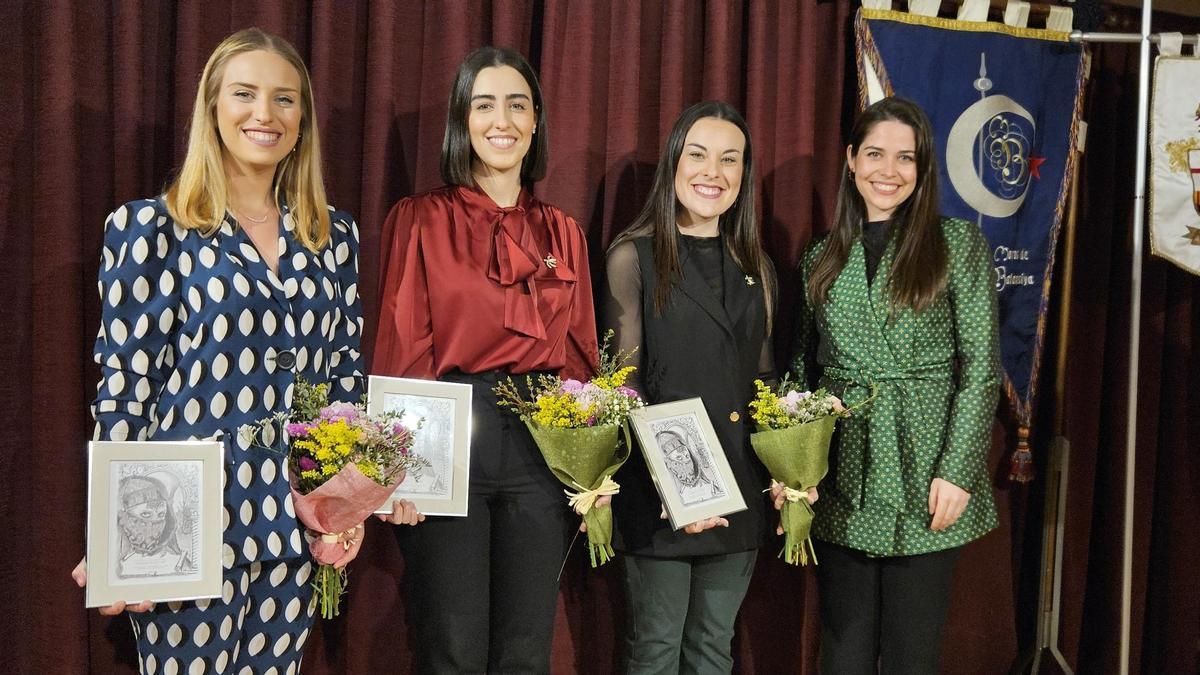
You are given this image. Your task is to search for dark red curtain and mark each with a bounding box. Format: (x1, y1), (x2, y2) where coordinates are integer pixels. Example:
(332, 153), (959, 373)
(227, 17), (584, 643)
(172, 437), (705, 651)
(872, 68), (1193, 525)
(1052, 15), (1200, 673)
(2, 2), (1195, 674)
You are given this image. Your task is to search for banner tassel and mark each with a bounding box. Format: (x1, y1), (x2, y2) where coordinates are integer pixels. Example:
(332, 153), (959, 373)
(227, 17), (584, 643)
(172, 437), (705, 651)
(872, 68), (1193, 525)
(1009, 425), (1035, 483)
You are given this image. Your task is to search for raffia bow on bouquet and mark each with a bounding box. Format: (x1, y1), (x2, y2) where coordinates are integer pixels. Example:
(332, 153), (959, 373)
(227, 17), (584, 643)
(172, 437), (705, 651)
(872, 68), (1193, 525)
(748, 378), (857, 566)
(242, 378), (428, 618)
(493, 331), (643, 567)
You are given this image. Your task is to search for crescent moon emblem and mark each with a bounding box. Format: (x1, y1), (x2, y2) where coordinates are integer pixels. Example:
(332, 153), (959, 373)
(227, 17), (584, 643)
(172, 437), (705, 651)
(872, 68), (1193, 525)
(946, 95), (1036, 218)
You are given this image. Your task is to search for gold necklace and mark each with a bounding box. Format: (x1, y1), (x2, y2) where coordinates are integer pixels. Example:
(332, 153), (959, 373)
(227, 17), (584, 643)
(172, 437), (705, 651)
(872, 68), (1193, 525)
(234, 203), (273, 224)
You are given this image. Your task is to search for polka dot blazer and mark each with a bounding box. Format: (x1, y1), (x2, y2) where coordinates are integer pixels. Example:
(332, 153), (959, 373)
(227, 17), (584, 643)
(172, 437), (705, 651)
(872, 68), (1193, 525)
(791, 217), (1000, 556)
(91, 197), (364, 568)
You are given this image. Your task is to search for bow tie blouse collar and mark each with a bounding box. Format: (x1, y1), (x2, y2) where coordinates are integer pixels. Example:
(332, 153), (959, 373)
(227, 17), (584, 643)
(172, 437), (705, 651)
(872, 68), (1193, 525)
(456, 184), (572, 340)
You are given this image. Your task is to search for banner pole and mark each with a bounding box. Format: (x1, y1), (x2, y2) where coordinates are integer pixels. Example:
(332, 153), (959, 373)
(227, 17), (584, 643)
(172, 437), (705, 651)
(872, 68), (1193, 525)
(1068, 7), (1154, 673)
(1121, 2), (1152, 674)
(1070, 31), (1196, 45)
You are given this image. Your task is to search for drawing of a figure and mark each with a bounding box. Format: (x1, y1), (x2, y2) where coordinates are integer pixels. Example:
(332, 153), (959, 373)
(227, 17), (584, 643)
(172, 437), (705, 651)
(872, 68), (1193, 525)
(384, 394), (448, 497)
(115, 472), (196, 578)
(655, 425), (724, 506)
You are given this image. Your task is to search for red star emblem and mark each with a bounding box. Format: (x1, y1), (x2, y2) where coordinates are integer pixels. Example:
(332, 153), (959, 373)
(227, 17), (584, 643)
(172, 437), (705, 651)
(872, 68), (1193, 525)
(1029, 155), (1047, 179)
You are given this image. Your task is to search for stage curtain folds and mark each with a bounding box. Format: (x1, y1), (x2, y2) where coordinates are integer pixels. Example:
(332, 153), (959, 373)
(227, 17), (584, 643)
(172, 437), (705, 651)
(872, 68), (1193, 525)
(0, 2), (1194, 674)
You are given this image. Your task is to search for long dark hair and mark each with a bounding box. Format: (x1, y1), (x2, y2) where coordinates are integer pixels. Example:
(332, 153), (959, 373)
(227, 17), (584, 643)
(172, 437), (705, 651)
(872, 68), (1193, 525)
(609, 100), (775, 326)
(808, 96), (947, 312)
(440, 46), (549, 187)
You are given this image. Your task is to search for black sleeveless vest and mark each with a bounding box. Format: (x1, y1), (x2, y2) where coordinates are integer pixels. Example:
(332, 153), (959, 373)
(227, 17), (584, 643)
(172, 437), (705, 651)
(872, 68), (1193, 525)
(612, 235), (772, 557)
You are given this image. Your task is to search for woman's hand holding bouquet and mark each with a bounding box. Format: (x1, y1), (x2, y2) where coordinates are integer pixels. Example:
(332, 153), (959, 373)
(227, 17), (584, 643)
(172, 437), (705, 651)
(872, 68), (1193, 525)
(242, 379), (428, 617)
(493, 331), (643, 567)
(749, 378), (851, 565)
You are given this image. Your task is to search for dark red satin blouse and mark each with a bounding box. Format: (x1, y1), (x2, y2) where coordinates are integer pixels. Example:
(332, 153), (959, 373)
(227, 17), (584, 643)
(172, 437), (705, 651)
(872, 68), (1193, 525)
(373, 184), (599, 381)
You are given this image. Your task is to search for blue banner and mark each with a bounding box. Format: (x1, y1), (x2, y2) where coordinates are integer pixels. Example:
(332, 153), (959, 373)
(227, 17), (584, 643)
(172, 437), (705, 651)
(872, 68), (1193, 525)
(856, 9), (1088, 427)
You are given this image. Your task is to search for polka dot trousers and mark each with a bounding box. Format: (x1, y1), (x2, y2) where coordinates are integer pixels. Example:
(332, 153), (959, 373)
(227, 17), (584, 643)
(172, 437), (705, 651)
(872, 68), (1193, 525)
(129, 558), (316, 675)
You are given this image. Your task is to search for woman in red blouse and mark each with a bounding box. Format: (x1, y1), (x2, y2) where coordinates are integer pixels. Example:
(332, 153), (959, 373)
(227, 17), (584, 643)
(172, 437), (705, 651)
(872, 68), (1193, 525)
(372, 46), (598, 674)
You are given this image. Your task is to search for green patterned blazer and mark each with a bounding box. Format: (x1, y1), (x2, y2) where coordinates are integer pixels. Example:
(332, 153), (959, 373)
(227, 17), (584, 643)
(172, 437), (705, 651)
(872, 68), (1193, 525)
(790, 217), (1000, 556)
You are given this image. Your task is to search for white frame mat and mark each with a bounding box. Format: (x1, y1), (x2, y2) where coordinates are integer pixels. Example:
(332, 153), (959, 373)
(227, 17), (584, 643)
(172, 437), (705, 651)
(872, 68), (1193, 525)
(629, 398), (747, 530)
(367, 375), (473, 517)
(86, 440), (224, 608)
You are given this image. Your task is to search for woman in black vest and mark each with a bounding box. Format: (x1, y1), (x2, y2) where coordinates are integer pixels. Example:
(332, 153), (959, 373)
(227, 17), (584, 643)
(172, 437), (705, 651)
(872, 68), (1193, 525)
(603, 100), (807, 673)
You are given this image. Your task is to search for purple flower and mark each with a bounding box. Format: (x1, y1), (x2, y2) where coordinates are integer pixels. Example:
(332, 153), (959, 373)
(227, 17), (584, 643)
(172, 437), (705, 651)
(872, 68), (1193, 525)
(573, 382), (603, 408)
(618, 386), (640, 399)
(319, 401), (362, 424)
(391, 424), (413, 447)
(560, 379), (585, 393)
(286, 422), (312, 437)
(298, 456), (318, 471)
(780, 390), (812, 415)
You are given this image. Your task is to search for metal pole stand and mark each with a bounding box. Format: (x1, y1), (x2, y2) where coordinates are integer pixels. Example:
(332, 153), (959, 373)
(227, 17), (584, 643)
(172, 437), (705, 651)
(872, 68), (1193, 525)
(1018, 435), (1073, 674)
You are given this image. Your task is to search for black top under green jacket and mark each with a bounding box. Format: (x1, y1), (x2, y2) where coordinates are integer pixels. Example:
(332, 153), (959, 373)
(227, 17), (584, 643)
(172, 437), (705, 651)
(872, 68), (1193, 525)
(603, 233), (775, 557)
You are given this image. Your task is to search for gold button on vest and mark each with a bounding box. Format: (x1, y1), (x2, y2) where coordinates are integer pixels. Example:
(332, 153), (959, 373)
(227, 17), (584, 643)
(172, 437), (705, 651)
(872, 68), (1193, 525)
(729, 411), (740, 422)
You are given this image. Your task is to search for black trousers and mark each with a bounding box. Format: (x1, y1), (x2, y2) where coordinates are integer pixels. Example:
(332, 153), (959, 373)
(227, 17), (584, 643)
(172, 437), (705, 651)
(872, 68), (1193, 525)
(395, 371), (572, 675)
(622, 551), (758, 675)
(814, 540), (961, 675)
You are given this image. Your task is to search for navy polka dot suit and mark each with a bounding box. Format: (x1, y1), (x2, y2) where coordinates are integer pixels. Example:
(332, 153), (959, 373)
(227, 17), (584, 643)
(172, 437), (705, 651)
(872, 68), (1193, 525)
(92, 197), (364, 674)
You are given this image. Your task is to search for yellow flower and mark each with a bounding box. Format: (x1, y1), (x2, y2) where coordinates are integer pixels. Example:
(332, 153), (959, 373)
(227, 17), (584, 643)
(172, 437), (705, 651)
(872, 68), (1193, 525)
(355, 461), (380, 480)
(593, 366), (635, 390)
(531, 393), (591, 428)
(292, 420), (366, 478)
(749, 379), (791, 429)
(304, 420), (362, 462)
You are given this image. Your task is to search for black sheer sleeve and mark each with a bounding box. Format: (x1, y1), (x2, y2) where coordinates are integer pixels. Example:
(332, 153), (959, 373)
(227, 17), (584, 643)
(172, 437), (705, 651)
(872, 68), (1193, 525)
(602, 240), (645, 395)
(757, 331), (777, 389)
(758, 257), (779, 389)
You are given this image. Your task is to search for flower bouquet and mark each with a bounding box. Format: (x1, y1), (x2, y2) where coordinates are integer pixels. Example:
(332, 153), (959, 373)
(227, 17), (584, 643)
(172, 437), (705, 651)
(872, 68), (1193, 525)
(493, 332), (643, 567)
(242, 379), (428, 618)
(748, 378), (849, 565)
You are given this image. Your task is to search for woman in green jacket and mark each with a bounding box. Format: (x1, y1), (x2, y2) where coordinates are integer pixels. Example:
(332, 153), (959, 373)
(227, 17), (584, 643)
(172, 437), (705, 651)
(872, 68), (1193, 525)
(790, 96), (1000, 674)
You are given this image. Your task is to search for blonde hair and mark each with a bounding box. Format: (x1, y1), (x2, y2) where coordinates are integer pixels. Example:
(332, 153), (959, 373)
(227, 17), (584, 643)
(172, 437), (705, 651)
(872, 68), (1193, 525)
(165, 28), (330, 252)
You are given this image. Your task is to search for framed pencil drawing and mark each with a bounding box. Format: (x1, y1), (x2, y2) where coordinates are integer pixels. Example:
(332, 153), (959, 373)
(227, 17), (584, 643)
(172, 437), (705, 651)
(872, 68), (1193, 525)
(86, 440), (224, 608)
(629, 398), (747, 530)
(367, 375), (473, 517)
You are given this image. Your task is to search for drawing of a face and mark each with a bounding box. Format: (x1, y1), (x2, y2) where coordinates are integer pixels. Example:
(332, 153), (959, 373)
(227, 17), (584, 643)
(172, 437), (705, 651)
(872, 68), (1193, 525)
(657, 428), (702, 488)
(117, 476), (175, 555)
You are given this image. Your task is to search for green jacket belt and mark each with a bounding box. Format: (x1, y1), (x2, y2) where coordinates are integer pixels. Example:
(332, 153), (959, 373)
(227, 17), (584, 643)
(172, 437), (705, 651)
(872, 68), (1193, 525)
(822, 362), (953, 514)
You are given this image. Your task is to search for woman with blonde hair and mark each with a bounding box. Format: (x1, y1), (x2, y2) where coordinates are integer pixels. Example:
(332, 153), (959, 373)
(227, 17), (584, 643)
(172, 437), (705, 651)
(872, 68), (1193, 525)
(71, 27), (390, 673)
